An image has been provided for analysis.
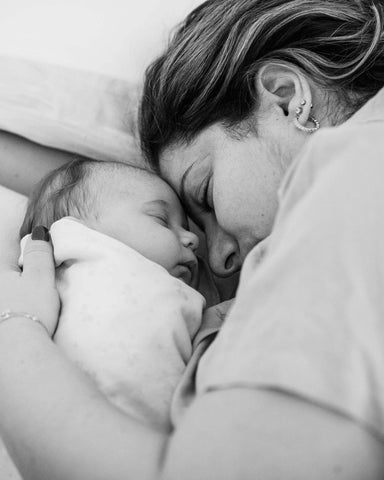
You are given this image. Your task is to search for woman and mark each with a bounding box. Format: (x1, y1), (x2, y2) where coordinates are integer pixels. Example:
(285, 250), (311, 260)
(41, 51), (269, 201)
(0, 0), (384, 478)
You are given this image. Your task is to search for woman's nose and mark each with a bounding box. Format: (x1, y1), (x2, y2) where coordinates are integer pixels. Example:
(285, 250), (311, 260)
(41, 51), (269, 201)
(180, 229), (199, 252)
(206, 223), (241, 277)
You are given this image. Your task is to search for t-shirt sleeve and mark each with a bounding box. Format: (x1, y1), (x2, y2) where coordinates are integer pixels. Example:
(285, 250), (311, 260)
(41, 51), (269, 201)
(196, 123), (384, 441)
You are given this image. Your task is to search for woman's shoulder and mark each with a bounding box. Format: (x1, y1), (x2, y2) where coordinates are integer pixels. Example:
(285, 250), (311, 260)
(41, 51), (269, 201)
(281, 117), (384, 200)
(305, 90), (384, 173)
(316, 121), (382, 169)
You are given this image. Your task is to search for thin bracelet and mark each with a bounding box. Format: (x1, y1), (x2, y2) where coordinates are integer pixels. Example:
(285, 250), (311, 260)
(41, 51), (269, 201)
(0, 309), (50, 336)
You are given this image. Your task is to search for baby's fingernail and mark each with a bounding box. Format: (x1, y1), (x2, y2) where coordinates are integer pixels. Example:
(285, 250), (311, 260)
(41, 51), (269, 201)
(31, 225), (50, 242)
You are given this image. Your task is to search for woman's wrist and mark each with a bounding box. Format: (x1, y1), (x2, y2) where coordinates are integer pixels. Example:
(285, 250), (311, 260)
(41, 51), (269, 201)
(0, 314), (52, 339)
(0, 310), (51, 336)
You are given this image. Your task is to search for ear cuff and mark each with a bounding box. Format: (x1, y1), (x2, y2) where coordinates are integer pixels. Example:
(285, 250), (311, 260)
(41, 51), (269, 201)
(294, 100), (320, 134)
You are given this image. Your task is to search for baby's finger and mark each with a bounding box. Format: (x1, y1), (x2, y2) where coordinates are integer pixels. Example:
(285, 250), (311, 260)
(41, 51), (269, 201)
(22, 226), (55, 285)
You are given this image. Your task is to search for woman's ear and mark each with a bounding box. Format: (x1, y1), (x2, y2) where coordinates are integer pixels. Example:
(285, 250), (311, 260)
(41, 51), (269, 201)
(256, 63), (313, 122)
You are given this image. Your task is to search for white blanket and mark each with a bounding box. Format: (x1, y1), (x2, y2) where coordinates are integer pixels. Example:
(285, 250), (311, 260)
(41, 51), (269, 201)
(22, 217), (205, 430)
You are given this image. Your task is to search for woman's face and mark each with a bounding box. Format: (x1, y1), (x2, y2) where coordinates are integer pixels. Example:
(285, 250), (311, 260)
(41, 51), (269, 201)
(160, 115), (306, 277)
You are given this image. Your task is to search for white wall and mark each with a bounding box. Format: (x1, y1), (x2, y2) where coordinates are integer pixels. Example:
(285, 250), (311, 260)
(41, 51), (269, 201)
(0, 0), (202, 82)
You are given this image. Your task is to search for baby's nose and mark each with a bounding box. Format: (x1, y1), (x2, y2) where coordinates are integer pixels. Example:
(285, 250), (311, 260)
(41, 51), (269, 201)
(181, 229), (199, 252)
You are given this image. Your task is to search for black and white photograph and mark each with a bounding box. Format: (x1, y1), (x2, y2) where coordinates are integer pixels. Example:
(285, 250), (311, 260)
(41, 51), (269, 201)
(0, 1), (383, 479)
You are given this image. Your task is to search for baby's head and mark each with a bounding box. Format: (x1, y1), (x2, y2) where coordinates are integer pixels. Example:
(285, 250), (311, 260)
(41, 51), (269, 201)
(21, 160), (199, 286)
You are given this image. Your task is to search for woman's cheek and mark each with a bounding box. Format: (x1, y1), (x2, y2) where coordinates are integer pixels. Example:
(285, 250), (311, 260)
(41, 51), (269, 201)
(214, 191), (244, 239)
(212, 184), (231, 230)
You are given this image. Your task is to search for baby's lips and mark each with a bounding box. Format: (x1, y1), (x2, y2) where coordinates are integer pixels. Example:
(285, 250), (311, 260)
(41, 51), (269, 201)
(173, 264), (192, 285)
(173, 260), (199, 287)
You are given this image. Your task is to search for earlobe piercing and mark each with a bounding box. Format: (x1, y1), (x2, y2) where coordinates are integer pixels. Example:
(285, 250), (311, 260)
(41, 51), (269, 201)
(294, 100), (320, 134)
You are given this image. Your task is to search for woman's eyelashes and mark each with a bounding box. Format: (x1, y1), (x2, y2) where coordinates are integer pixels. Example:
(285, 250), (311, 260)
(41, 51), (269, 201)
(197, 174), (213, 213)
(182, 175), (214, 233)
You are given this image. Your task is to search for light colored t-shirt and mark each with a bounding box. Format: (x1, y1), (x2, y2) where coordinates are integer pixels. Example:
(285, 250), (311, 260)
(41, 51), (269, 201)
(196, 87), (384, 442)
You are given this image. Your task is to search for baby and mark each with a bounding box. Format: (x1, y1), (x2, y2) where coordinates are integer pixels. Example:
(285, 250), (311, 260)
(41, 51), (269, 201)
(19, 159), (206, 431)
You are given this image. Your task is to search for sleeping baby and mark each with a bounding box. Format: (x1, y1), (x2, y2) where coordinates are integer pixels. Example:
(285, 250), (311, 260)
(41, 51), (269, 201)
(19, 159), (206, 431)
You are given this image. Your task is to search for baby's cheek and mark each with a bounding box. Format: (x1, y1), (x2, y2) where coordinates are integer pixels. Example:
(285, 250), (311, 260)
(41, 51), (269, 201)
(149, 235), (181, 272)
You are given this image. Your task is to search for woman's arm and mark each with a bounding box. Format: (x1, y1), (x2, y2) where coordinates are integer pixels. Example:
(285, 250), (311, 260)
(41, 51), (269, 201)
(0, 186), (27, 267)
(0, 130), (74, 196)
(1, 322), (382, 480)
(0, 130), (91, 265)
(0, 320), (165, 480)
(0, 237), (382, 480)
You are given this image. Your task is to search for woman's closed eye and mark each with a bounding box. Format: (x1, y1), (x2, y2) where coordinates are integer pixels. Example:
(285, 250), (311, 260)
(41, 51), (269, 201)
(197, 174), (213, 213)
(181, 174), (214, 232)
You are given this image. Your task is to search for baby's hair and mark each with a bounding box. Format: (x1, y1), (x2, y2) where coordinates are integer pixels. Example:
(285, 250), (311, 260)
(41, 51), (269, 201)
(20, 159), (154, 239)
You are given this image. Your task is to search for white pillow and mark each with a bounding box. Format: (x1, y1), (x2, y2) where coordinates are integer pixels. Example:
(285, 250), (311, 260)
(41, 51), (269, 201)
(0, 56), (142, 164)
(0, 1), (203, 83)
(0, 0), (203, 162)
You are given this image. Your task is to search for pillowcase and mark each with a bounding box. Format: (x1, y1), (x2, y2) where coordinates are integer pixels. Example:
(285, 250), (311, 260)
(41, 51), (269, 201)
(0, 56), (143, 165)
(0, 1), (203, 164)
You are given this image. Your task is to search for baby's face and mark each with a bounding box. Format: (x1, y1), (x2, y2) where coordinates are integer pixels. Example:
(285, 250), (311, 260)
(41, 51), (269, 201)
(90, 172), (199, 287)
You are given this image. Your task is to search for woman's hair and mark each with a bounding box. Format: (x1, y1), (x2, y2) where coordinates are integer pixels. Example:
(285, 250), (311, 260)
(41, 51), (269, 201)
(140, 0), (384, 168)
(20, 159), (148, 238)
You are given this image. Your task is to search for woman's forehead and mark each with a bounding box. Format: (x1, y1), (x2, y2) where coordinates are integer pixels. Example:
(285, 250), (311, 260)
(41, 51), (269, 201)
(159, 128), (218, 191)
